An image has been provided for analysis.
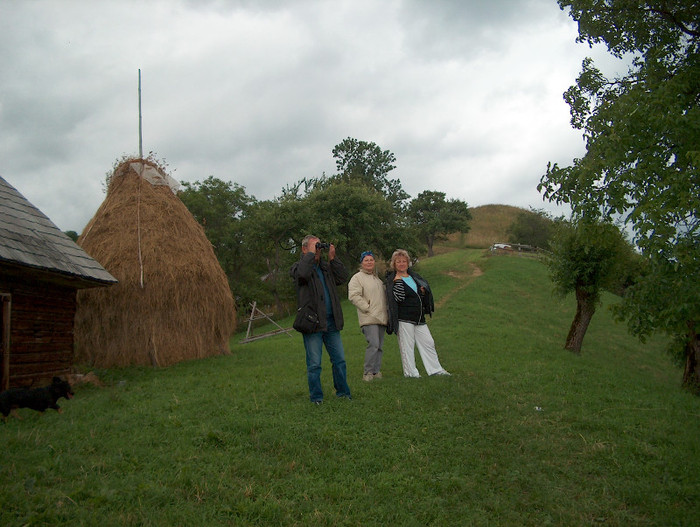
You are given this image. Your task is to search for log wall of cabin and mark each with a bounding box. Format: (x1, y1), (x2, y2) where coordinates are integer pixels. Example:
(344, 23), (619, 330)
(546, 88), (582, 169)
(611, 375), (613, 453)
(0, 275), (76, 388)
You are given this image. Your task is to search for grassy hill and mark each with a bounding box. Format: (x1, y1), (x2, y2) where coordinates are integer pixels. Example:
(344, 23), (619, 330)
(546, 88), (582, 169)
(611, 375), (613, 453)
(2, 250), (698, 526)
(444, 203), (531, 250)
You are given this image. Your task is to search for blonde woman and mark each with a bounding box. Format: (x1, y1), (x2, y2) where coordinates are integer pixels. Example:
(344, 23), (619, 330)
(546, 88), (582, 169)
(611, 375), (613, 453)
(385, 249), (450, 378)
(348, 251), (388, 381)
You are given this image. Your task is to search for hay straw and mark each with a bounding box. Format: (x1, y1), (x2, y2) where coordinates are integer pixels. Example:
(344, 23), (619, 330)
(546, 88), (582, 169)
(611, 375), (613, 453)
(74, 159), (236, 367)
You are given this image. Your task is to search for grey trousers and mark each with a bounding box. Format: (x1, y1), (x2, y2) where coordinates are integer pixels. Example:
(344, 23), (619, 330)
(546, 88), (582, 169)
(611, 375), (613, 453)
(361, 324), (386, 374)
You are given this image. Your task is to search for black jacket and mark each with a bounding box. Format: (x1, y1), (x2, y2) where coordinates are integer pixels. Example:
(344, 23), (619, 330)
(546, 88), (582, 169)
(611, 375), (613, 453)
(290, 252), (348, 332)
(385, 269), (435, 335)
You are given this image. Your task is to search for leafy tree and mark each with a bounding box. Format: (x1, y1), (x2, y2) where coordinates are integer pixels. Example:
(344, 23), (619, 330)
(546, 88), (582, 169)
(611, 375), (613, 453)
(407, 191), (471, 257)
(236, 178), (420, 313)
(546, 218), (638, 354)
(280, 176), (324, 200)
(179, 177), (254, 246)
(332, 137), (409, 209)
(506, 208), (555, 249)
(538, 1), (700, 390)
(614, 247), (700, 387)
(64, 230), (79, 242)
(240, 196), (309, 313)
(302, 180), (420, 264)
(178, 177), (257, 307)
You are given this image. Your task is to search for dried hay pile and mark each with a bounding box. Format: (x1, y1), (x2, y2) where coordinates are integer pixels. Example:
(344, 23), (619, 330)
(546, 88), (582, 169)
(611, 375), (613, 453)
(74, 159), (236, 367)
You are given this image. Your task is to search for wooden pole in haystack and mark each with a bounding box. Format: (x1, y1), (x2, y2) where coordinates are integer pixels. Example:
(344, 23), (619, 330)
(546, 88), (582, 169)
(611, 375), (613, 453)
(137, 68), (145, 288)
(138, 68), (143, 159)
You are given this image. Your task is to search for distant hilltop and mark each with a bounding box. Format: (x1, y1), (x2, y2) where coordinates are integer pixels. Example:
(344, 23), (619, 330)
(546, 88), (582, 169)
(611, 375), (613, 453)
(447, 204), (533, 249)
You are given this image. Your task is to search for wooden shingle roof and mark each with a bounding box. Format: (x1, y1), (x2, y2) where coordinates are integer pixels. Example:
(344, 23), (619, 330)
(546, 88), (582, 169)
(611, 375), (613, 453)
(0, 175), (117, 287)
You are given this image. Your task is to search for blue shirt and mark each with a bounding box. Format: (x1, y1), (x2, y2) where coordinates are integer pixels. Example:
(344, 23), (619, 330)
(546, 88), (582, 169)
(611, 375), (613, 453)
(401, 275), (418, 294)
(315, 265), (333, 318)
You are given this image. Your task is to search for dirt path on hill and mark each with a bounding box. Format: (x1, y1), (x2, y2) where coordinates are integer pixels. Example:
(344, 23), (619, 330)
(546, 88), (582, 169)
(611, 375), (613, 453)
(435, 263), (483, 309)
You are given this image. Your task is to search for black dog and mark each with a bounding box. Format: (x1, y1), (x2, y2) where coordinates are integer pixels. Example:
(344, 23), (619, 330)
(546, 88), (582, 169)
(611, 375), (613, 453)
(0, 376), (74, 421)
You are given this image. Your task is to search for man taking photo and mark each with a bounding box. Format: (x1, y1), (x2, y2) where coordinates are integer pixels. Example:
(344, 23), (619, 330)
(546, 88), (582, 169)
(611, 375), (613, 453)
(289, 235), (352, 405)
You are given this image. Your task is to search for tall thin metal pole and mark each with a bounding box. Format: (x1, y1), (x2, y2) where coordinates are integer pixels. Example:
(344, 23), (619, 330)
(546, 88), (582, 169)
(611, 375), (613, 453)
(138, 69), (143, 159)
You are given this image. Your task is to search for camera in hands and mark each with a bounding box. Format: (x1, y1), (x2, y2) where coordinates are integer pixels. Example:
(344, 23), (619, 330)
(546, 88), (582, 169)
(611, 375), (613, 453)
(316, 242), (331, 250)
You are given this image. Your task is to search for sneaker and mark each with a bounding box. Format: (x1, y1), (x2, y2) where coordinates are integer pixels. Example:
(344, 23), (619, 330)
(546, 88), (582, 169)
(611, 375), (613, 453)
(312, 400), (323, 405)
(363, 373), (374, 382)
(337, 394), (352, 401)
(373, 372), (383, 379)
(431, 370), (451, 376)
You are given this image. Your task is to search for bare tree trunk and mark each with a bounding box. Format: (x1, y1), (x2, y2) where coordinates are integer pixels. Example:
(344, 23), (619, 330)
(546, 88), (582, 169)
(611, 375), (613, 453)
(682, 325), (700, 395)
(426, 235), (435, 257)
(565, 287), (597, 354)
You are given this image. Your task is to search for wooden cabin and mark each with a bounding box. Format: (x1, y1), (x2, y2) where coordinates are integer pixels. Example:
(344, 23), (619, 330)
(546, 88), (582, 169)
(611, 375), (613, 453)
(0, 175), (117, 390)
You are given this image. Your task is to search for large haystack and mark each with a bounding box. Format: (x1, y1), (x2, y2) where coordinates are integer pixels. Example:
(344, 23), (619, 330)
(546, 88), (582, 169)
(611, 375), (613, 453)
(74, 159), (236, 367)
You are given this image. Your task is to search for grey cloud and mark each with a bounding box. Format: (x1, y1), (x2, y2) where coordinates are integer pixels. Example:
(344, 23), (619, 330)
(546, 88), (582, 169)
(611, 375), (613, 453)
(0, 0), (591, 233)
(398, 0), (554, 59)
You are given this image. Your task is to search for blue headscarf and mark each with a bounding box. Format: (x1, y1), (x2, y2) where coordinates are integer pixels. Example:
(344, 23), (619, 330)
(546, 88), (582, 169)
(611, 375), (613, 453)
(360, 251), (374, 263)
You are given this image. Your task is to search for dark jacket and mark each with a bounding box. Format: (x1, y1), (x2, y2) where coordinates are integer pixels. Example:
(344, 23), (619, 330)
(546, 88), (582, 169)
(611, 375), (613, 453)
(385, 269), (435, 335)
(290, 252), (349, 332)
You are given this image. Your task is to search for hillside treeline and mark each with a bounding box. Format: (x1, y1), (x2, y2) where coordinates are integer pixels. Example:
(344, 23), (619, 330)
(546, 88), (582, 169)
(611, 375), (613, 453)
(177, 138), (473, 315)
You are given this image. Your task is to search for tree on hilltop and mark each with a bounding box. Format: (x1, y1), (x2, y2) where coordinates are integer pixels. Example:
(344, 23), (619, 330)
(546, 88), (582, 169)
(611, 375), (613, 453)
(506, 208), (555, 250)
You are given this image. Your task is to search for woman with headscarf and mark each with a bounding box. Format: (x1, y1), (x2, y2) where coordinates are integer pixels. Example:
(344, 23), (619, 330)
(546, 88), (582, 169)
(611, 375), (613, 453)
(348, 251), (388, 381)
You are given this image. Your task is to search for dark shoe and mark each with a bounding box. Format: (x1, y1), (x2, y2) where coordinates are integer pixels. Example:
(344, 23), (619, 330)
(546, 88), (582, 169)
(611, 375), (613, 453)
(312, 400), (323, 406)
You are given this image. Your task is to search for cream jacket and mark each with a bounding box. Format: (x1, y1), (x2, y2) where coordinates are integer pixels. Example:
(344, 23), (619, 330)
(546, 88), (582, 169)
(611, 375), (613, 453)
(348, 269), (388, 327)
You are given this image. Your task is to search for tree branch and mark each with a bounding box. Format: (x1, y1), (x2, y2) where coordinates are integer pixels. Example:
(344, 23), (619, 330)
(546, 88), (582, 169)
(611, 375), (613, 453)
(647, 6), (700, 38)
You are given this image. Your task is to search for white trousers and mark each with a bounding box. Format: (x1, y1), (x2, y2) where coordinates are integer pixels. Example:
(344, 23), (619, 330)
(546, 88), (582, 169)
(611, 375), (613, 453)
(397, 321), (445, 377)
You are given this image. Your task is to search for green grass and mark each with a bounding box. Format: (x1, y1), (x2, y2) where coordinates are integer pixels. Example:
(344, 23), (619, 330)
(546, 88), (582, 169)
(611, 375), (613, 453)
(2, 250), (699, 526)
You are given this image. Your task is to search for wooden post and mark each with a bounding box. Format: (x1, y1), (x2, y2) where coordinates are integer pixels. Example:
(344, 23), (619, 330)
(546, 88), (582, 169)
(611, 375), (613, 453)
(138, 69), (143, 159)
(241, 302), (293, 343)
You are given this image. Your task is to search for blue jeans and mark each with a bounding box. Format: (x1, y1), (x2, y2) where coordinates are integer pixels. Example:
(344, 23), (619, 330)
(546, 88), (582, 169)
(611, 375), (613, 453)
(302, 319), (351, 402)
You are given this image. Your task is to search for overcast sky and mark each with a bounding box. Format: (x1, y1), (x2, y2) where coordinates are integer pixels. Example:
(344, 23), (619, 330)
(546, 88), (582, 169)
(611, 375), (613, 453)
(0, 0), (622, 233)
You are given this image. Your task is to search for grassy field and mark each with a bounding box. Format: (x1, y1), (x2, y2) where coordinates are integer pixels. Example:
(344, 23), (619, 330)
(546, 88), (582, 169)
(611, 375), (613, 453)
(2, 250), (699, 526)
